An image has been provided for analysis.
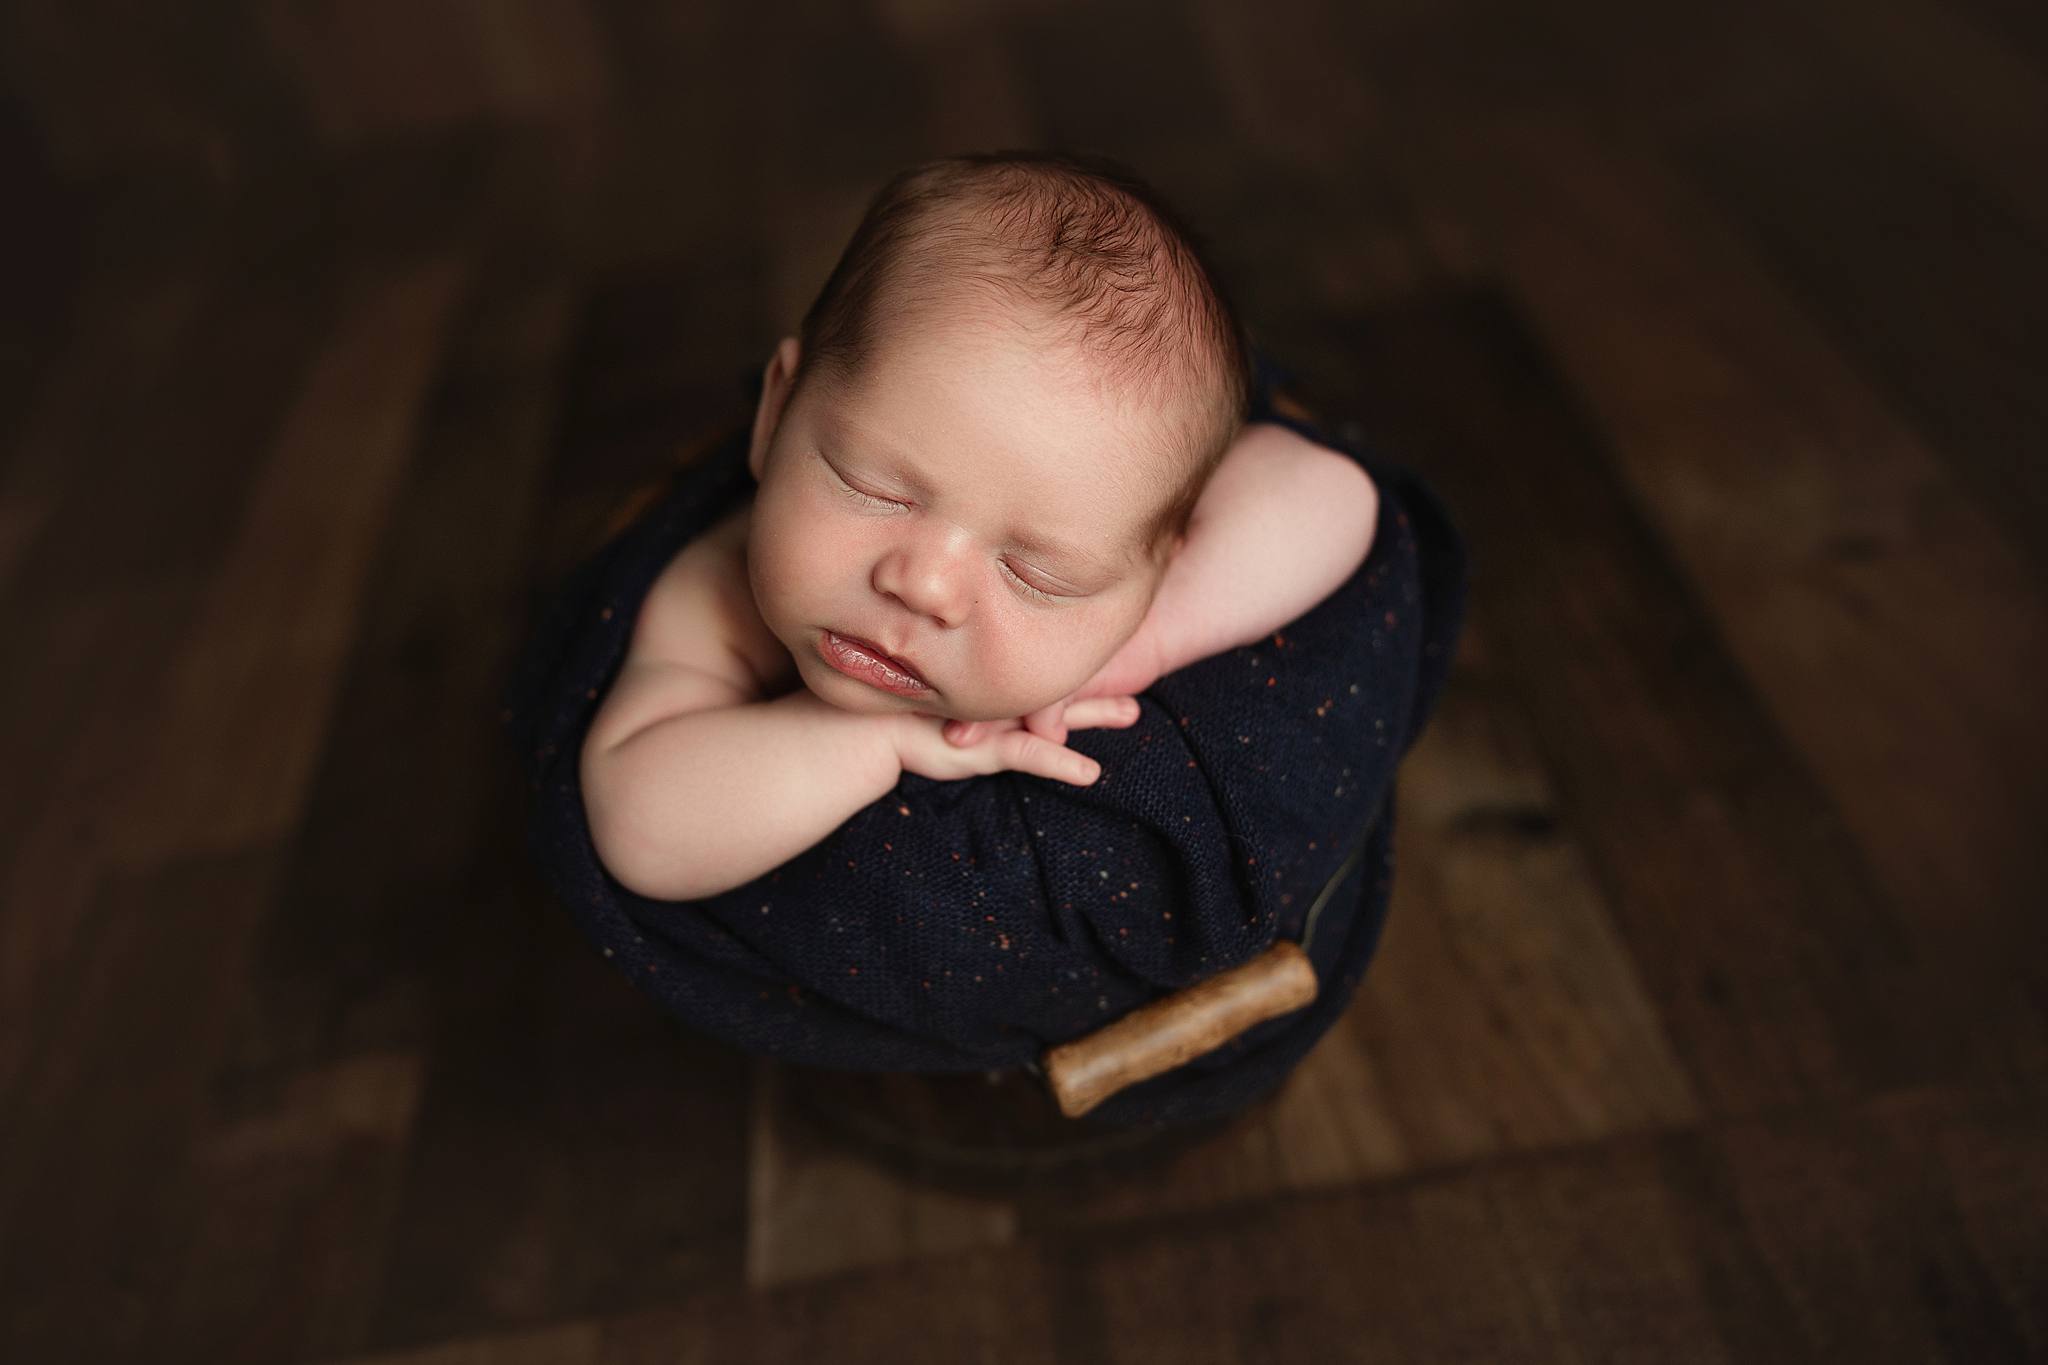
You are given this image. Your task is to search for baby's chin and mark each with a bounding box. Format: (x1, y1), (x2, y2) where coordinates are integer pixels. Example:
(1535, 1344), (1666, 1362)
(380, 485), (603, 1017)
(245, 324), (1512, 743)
(789, 635), (1076, 720)
(797, 657), (950, 717)
(798, 667), (1047, 724)
(803, 678), (931, 716)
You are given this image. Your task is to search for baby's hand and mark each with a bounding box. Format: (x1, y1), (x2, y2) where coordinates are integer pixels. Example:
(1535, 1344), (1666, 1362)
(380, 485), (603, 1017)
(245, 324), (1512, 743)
(941, 688), (1144, 750)
(940, 625), (1165, 748)
(901, 696), (1140, 785)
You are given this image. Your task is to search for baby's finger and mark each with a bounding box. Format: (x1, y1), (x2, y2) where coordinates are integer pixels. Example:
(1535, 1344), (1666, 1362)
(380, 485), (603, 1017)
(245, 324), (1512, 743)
(944, 719), (987, 746)
(1063, 696), (1141, 730)
(1022, 705), (1068, 746)
(996, 730), (1100, 786)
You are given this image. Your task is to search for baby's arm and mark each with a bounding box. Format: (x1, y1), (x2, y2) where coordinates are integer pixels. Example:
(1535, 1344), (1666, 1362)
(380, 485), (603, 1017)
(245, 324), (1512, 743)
(1132, 421), (1379, 682)
(585, 690), (1134, 901)
(584, 685), (905, 902)
(943, 422), (1377, 748)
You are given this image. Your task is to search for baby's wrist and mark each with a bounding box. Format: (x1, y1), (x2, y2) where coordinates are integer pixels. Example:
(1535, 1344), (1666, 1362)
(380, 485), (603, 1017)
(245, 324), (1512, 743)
(1104, 610), (1173, 693)
(858, 711), (918, 789)
(881, 709), (942, 781)
(778, 687), (910, 790)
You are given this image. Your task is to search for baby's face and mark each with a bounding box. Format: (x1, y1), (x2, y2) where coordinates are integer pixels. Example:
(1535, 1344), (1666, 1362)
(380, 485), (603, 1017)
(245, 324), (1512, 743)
(745, 311), (1182, 722)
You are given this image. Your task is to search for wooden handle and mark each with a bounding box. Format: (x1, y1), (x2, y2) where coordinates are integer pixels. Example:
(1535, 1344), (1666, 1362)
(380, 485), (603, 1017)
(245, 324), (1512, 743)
(1040, 940), (1319, 1119)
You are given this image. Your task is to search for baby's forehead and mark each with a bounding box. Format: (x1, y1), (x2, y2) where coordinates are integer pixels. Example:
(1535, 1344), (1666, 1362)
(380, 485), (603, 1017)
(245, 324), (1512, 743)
(811, 378), (1177, 572)
(859, 305), (1199, 449)
(829, 370), (1181, 498)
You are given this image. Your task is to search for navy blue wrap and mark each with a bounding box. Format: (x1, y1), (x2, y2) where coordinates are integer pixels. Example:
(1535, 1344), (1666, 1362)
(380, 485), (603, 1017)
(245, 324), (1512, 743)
(499, 372), (1468, 1129)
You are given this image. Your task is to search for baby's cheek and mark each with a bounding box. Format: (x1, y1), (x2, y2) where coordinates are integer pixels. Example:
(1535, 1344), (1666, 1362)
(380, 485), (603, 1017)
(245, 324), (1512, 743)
(755, 512), (842, 613)
(972, 617), (1108, 712)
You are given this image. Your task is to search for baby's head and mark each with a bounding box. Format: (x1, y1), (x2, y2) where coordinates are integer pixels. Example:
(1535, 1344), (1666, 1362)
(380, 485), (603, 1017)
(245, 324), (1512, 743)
(744, 152), (1250, 722)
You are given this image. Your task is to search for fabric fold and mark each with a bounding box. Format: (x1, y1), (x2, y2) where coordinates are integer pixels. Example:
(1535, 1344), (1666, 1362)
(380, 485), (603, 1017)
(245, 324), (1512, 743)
(501, 377), (1468, 1129)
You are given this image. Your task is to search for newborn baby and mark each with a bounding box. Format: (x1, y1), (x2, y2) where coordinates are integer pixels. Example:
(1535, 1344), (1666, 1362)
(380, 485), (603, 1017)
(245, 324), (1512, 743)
(579, 153), (1380, 903)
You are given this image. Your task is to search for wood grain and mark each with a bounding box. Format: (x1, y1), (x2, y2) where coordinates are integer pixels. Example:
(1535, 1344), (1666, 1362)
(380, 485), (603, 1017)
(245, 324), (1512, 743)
(1, 2), (2041, 1360)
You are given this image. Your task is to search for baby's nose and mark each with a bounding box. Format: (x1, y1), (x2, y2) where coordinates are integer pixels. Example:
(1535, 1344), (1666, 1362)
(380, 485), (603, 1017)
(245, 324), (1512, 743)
(877, 524), (977, 625)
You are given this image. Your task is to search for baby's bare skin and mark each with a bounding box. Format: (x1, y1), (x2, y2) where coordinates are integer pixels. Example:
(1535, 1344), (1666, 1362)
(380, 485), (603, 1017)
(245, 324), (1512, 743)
(581, 320), (1377, 901)
(636, 418), (1378, 728)
(651, 501), (794, 700)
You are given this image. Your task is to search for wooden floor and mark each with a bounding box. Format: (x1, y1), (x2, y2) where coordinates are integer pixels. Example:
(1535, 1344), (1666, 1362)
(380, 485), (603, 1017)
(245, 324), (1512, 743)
(3, 0), (2045, 1360)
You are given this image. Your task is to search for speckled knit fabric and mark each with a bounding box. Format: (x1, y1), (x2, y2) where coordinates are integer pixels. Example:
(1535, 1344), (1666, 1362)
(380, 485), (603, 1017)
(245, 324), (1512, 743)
(500, 370), (1468, 1130)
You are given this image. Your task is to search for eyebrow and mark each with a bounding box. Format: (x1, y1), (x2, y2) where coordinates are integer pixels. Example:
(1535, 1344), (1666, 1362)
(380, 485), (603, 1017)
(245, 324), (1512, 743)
(827, 417), (1137, 576)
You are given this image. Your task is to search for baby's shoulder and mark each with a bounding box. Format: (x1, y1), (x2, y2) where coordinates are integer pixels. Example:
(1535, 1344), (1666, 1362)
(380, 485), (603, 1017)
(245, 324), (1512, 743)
(633, 498), (792, 697)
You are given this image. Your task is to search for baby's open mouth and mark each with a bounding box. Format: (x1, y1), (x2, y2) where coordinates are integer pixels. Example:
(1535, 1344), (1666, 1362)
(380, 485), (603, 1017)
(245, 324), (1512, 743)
(819, 630), (934, 696)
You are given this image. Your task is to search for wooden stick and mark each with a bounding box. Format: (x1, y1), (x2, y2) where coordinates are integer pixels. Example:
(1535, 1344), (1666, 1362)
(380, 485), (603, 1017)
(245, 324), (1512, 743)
(1040, 940), (1319, 1119)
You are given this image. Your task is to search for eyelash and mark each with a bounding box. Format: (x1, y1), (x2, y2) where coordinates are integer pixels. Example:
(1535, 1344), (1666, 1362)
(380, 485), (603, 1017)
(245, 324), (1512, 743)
(831, 476), (1063, 603)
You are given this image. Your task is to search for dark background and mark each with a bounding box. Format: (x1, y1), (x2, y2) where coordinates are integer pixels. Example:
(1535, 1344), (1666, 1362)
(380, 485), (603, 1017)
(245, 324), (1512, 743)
(3, 1), (2044, 1361)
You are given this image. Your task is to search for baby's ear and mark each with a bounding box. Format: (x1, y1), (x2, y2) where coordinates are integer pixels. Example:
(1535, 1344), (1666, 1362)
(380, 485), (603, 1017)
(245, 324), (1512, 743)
(747, 336), (803, 481)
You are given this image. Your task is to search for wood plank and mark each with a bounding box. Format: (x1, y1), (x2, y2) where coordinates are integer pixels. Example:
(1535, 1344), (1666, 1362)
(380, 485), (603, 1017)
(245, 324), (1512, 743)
(0, 845), (286, 1364)
(567, 1244), (1074, 1365)
(1, 259), (465, 1125)
(1191, 0), (1390, 176)
(158, 1051), (427, 1361)
(2, 255), (465, 1361)
(1369, 113), (2048, 986)
(1284, 286), (2032, 1113)
(312, 1319), (605, 1365)
(567, 6), (764, 266)
(745, 1058), (1020, 1289)
(0, 577), (207, 1098)
(103, 256), (468, 862)
(1673, 103), (2048, 585)
(170, 266), (754, 1346)
(146, 259), (577, 1358)
(4, 3), (2044, 1357)
(1695, 1090), (2044, 1360)
(0, 236), (208, 527)
(211, 270), (575, 1090)
(1186, 13), (1430, 323)
(1950, 0), (2048, 73)
(0, 231), (347, 599)
(1007, 0), (1239, 199)
(262, 0), (609, 145)
(1775, 0), (2048, 240)
(1335, 627), (1703, 1153)
(0, 223), (341, 894)
(362, 872), (753, 1347)
(0, 492), (51, 597)
(1518, 0), (2048, 559)
(1065, 1087), (2044, 1364)
(536, 259), (760, 588)
(1015, 623), (1703, 1226)
(879, 6), (1037, 155)
(310, 1084), (2048, 1365)
(1515, 0), (1833, 138)
(0, 99), (89, 465)
(747, 5), (939, 340)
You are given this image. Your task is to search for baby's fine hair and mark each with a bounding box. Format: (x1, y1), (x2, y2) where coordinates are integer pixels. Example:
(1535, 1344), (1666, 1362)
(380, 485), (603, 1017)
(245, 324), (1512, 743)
(794, 151), (1253, 547)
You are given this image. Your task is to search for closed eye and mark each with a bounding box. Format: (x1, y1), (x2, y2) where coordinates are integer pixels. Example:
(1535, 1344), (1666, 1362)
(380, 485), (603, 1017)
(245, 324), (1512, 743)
(1000, 559), (1069, 604)
(827, 457), (1075, 604)
(841, 485), (901, 512)
(832, 474), (905, 512)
